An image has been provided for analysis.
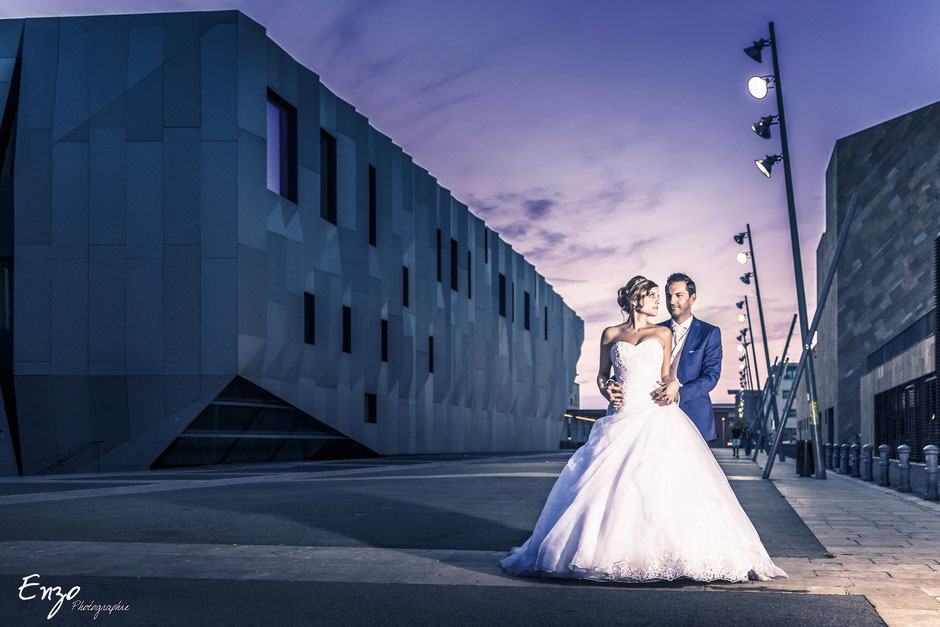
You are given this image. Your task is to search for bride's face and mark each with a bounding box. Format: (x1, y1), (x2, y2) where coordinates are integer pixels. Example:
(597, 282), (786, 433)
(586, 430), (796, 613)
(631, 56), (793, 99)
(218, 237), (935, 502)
(636, 288), (660, 316)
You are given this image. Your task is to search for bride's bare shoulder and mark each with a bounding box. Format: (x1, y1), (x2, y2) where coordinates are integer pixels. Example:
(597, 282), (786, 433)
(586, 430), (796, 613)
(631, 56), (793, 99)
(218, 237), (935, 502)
(652, 325), (671, 339)
(601, 324), (624, 344)
(649, 325), (671, 347)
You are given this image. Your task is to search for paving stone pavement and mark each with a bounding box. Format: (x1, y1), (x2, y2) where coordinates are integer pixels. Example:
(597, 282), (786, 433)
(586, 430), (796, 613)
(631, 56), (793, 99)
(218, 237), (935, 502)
(744, 449), (940, 627)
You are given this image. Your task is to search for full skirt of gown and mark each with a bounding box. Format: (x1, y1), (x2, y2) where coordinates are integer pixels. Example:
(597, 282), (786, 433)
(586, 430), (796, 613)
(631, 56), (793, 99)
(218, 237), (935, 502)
(499, 340), (787, 583)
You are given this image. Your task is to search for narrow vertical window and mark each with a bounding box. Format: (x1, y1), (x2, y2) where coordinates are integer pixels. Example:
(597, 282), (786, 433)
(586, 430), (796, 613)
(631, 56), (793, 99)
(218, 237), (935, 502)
(368, 165), (377, 246)
(524, 291), (530, 330)
(484, 228), (488, 263)
(320, 129), (337, 223)
(544, 305), (548, 340)
(467, 251), (471, 299)
(381, 318), (388, 362)
(429, 335), (434, 373)
(342, 305), (351, 353)
(365, 393), (377, 423)
(450, 238), (458, 291)
(436, 229), (442, 282)
(512, 282), (515, 322)
(402, 266), (409, 307)
(266, 101), (279, 195)
(498, 273), (506, 317)
(304, 292), (315, 345)
(266, 90), (297, 202)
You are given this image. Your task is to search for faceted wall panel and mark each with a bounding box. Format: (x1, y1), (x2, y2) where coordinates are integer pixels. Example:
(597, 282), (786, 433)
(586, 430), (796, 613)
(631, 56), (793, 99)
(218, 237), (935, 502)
(3, 10), (584, 476)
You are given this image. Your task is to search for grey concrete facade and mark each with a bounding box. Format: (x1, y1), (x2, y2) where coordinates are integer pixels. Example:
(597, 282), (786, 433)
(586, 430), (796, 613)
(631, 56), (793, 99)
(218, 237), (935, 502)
(0, 10), (584, 476)
(811, 100), (939, 448)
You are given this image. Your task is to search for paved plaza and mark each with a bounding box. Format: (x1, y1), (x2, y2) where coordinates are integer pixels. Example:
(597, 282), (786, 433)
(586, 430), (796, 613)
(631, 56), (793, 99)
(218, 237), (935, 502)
(0, 446), (935, 625)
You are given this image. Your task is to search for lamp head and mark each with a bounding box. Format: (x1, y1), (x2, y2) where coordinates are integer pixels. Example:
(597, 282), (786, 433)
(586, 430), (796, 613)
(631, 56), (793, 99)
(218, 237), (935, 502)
(740, 273), (752, 285)
(736, 251), (749, 265)
(756, 155), (782, 178)
(733, 232), (746, 245)
(747, 76), (770, 99)
(744, 38), (769, 63)
(735, 300), (745, 309)
(737, 312), (747, 323)
(752, 115), (776, 139)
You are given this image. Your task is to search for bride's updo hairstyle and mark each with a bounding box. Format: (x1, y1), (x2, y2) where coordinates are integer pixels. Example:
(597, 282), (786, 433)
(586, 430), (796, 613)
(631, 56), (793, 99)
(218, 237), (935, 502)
(617, 275), (658, 326)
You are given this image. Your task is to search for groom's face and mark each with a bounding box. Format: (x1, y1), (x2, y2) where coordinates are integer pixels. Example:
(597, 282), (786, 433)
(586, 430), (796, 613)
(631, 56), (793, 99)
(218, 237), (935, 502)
(666, 281), (695, 322)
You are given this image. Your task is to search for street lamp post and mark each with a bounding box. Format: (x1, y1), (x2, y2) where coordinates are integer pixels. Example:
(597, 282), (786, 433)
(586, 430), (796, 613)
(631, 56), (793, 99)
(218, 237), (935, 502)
(743, 350), (754, 390)
(745, 22), (826, 478)
(742, 296), (761, 391)
(752, 314), (798, 462)
(738, 354), (750, 389)
(736, 225), (784, 460)
(738, 346), (753, 390)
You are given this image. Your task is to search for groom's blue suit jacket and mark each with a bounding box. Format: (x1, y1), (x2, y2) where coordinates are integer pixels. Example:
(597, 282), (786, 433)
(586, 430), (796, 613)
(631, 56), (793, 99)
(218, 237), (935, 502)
(658, 317), (722, 442)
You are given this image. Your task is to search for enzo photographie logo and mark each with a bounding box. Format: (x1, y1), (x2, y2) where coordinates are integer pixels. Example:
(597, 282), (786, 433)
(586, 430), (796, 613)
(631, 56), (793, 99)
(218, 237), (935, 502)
(18, 574), (130, 620)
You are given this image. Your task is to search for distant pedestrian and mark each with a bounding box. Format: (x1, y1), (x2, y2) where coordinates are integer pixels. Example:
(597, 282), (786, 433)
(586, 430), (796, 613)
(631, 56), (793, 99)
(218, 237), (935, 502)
(731, 425), (743, 458)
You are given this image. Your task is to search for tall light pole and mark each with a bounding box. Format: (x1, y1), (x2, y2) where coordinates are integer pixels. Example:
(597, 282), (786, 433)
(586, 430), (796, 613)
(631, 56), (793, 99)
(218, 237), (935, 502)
(736, 337), (753, 390)
(736, 226), (783, 459)
(744, 22), (826, 478)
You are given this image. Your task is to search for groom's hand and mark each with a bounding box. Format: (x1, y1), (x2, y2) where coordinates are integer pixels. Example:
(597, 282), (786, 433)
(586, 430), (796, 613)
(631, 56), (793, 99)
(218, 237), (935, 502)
(652, 379), (680, 406)
(605, 380), (624, 408)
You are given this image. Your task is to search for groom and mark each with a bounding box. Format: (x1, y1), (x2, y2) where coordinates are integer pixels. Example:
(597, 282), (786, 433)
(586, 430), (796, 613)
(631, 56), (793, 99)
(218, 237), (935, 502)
(606, 273), (721, 442)
(654, 273), (722, 442)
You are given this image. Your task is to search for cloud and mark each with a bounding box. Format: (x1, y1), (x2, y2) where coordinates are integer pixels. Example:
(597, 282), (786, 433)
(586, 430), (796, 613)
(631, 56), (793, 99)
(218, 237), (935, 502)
(522, 198), (556, 219)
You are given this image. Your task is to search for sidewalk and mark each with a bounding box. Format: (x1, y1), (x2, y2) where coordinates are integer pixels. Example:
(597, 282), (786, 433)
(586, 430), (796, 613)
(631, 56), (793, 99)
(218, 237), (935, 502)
(726, 449), (940, 626)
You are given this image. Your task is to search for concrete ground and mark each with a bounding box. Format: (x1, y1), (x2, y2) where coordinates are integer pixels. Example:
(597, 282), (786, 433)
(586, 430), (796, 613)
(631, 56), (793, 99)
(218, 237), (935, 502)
(0, 449), (898, 626)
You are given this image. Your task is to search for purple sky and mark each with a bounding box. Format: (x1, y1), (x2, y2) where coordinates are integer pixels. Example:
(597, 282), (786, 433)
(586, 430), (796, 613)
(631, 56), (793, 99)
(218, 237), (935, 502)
(8, 1), (940, 408)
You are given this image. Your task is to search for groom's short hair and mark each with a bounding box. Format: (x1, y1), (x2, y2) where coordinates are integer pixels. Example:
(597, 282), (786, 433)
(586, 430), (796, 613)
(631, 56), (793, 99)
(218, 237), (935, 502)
(666, 272), (696, 296)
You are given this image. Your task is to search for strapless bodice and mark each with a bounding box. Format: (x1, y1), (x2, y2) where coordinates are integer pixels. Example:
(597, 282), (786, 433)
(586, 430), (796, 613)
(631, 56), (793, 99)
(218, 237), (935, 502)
(609, 340), (663, 410)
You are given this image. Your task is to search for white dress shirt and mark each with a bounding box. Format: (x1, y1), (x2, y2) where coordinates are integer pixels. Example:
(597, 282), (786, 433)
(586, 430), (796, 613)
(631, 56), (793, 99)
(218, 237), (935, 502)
(670, 314), (694, 401)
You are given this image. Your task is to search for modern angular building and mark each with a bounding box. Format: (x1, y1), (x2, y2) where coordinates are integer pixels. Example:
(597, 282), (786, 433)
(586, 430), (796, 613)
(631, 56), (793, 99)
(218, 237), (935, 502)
(807, 101), (938, 461)
(0, 10), (584, 476)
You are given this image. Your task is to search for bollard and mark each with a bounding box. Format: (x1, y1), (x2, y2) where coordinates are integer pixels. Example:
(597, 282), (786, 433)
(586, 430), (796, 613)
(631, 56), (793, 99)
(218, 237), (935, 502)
(825, 442), (833, 470)
(861, 443), (873, 482)
(897, 444), (911, 493)
(839, 443), (849, 474)
(925, 445), (939, 501)
(878, 444), (890, 486)
(834, 444), (842, 473)
(850, 443), (860, 477)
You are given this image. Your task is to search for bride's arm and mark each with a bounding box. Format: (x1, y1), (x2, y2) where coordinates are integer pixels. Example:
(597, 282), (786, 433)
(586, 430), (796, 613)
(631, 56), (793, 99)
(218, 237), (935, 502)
(596, 327), (616, 400)
(660, 327), (673, 383)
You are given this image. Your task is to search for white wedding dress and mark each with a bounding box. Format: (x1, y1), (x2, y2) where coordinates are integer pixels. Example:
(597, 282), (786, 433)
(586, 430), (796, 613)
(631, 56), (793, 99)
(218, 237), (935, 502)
(499, 339), (788, 583)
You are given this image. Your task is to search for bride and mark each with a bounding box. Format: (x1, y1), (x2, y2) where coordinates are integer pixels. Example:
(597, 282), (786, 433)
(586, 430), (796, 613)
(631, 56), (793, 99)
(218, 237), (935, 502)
(499, 275), (787, 583)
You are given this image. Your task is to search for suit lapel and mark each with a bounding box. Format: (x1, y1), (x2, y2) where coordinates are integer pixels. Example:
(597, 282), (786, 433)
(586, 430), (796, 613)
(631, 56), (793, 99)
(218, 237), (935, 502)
(677, 317), (702, 380)
(684, 317), (702, 354)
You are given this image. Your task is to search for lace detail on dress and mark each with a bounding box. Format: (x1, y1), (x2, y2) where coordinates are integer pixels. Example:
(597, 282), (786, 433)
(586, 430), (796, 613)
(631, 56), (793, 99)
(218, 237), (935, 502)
(608, 340), (662, 411)
(566, 542), (783, 583)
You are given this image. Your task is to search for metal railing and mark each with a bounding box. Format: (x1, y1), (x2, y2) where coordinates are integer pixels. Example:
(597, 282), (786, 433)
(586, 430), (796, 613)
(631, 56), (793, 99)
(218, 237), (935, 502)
(822, 441), (938, 502)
